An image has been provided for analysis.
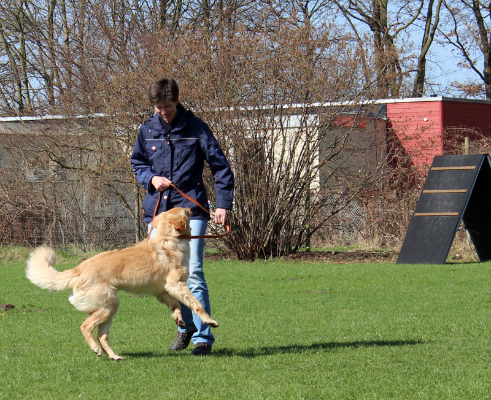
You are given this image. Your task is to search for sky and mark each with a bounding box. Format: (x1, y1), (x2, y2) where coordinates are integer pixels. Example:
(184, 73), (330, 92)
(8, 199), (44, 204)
(426, 41), (480, 98)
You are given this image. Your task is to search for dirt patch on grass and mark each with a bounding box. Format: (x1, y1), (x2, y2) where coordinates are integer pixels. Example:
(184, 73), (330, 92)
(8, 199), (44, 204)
(282, 250), (398, 263)
(204, 250), (399, 263)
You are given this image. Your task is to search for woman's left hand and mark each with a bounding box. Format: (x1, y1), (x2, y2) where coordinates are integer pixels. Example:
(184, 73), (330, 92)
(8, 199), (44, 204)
(214, 208), (227, 226)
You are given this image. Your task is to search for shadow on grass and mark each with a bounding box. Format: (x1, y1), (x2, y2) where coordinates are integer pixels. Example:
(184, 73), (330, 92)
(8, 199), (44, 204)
(214, 339), (427, 358)
(122, 339), (426, 359)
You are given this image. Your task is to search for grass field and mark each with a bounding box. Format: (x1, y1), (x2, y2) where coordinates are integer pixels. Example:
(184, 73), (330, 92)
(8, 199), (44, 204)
(1, 246), (491, 399)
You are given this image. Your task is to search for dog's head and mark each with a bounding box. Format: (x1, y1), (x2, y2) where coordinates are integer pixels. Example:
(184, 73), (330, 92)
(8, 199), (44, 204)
(151, 207), (192, 237)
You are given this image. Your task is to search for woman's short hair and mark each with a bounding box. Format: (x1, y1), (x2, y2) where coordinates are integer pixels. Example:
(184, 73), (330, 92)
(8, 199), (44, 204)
(148, 77), (179, 104)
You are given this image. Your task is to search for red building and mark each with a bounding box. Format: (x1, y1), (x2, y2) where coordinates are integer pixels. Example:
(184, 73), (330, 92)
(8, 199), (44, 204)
(386, 97), (491, 168)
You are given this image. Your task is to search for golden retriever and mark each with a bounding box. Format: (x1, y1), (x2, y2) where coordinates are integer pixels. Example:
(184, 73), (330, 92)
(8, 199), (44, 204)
(25, 207), (218, 360)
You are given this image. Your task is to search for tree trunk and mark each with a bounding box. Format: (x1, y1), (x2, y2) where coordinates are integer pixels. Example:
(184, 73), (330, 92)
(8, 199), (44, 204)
(159, 0), (168, 29)
(472, 0), (491, 100)
(46, 0), (57, 106)
(18, 0), (31, 112)
(412, 0), (442, 97)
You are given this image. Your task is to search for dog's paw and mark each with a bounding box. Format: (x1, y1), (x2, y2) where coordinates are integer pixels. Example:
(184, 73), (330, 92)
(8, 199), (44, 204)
(207, 319), (219, 328)
(173, 316), (185, 327)
(109, 354), (125, 361)
(172, 313), (186, 327)
(93, 347), (103, 356)
(171, 309), (185, 327)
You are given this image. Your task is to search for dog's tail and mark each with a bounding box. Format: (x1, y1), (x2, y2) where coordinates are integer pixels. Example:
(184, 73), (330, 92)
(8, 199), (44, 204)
(26, 246), (76, 292)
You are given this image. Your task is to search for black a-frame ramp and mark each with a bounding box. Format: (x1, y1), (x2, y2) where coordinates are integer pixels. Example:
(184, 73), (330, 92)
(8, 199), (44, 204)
(397, 154), (491, 264)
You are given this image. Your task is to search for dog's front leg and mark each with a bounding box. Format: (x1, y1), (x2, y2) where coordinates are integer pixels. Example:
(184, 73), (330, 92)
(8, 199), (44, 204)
(156, 293), (185, 327)
(164, 281), (219, 327)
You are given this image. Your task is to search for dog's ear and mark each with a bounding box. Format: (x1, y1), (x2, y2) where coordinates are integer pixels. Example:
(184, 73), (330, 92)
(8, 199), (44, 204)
(185, 207), (192, 217)
(173, 218), (187, 232)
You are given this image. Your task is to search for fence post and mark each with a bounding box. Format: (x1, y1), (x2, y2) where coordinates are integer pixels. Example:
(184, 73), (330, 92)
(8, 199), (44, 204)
(305, 134), (311, 252)
(134, 185), (142, 243)
(306, 184), (311, 252)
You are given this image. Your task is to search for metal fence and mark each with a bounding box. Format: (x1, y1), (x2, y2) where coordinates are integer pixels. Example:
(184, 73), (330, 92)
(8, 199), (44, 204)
(1, 193), (369, 252)
(0, 179), (145, 251)
(0, 169), (374, 252)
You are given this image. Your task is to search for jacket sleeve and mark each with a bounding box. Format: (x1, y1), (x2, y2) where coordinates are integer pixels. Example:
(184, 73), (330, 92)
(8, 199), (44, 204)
(131, 126), (157, 192)
(200, 125), (234, 210)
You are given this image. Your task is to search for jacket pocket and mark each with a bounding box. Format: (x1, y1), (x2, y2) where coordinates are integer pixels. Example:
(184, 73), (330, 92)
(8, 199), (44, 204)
(173, 138), (199, 168)
(145, 140), (166, 173)
(145, 140), (163, 156)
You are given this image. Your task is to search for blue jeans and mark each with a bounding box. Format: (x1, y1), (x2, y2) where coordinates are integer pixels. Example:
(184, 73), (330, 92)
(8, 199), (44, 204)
(148, 219), (214, 346)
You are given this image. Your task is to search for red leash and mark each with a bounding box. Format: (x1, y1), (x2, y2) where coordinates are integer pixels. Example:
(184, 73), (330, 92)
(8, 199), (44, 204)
(147, 182), (230, 240)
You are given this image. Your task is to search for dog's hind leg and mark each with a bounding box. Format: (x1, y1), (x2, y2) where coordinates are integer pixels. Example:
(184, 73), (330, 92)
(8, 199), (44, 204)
(81, 308), (122, 359)
(164, 281), (218, 327)
(156, 292), (185, 328)
(80, 309), (109, 356)
(72, 288), (122, 360)
(95, 296), (122, 360)
(97, 316), (123, 361)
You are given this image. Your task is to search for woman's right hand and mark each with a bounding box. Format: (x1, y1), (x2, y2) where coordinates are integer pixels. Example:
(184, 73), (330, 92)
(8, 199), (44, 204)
(151, 176), (173, 191)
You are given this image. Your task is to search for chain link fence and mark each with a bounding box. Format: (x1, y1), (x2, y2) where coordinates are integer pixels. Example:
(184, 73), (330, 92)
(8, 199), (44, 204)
(1, 183), (371, 252)
(324, 201), (365, 245)
(0, 177), (145, 251)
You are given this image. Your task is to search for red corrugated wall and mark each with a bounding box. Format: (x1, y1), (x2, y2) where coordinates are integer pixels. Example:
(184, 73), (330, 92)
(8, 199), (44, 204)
(386, 100), (444, 168)
(441, 100), (491, 153)
(442, 101), (491, 135)
(386, 98), (491, 168)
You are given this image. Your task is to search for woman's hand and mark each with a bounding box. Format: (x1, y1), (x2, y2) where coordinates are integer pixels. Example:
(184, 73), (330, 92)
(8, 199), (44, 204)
(214, 208), (228, 226)
(151, 176), (172, 191)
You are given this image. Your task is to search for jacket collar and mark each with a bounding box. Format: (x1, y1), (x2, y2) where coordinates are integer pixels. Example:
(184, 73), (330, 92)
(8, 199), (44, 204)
(149, 103), (188, 132)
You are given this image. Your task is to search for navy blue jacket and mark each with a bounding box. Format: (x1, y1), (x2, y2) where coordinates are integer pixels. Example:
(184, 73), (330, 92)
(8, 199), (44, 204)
(131, 104), (234, 222)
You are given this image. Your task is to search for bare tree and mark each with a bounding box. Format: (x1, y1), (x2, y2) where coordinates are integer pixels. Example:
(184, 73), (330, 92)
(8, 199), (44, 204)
(1, 17), (384, 259)
(412, 0), (443, 97)
(335, 0), (426, 98)
(0, 0), (32, 114)
(83, 24), (380, 259)
(441, 0), (491, 99)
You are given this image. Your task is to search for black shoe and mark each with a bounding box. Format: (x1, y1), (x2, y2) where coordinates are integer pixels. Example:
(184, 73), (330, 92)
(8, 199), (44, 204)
(191, 342), (212, 356)
(169, 329), (197, 351)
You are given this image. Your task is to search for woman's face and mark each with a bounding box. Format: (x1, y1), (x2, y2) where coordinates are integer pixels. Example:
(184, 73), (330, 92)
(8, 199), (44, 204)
(154, 100), (179, 125)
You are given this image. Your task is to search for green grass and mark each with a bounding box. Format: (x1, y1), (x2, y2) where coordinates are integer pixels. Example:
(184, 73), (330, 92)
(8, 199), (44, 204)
(2, 248), (491, 399)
